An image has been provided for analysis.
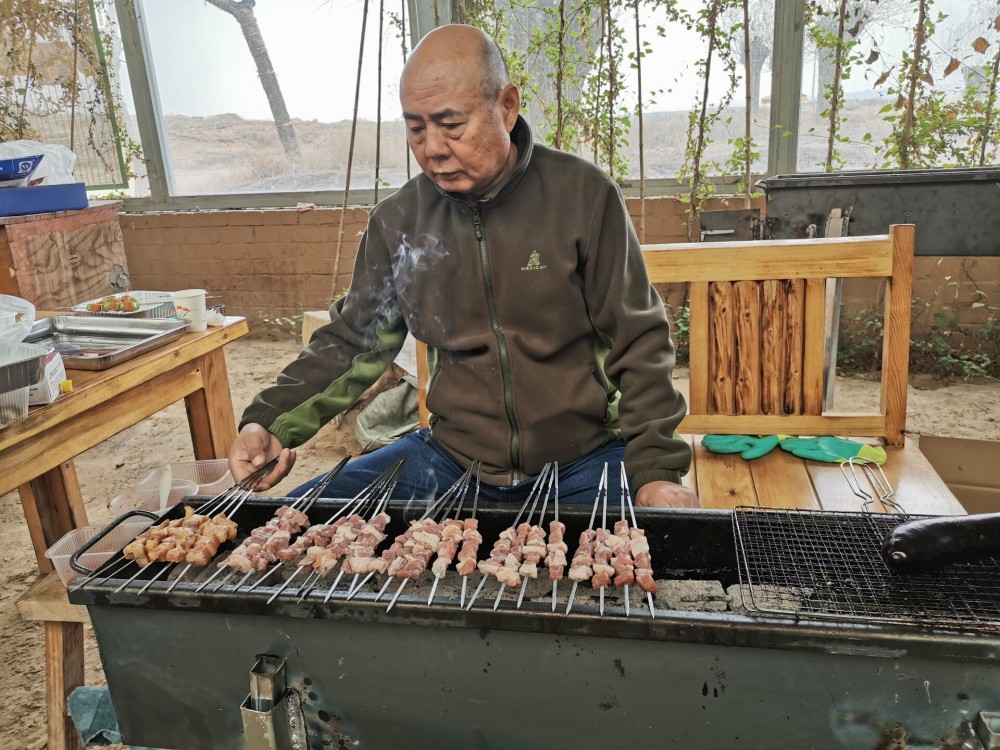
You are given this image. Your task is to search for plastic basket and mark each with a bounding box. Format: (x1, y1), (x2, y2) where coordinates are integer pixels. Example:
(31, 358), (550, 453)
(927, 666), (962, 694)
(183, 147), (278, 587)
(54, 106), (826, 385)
(45, 521), (152, 585)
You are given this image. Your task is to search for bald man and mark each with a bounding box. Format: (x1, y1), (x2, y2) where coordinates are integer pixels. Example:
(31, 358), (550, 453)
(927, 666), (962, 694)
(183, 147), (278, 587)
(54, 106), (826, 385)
(230, 24), (697, 508)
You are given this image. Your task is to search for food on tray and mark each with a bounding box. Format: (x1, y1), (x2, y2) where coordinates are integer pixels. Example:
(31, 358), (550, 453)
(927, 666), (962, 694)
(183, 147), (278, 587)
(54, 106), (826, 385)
(85, 294), (141, 313)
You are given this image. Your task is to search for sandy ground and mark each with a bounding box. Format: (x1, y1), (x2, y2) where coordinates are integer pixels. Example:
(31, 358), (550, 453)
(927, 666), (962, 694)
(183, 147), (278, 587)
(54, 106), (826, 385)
(1, 336), (999, 749)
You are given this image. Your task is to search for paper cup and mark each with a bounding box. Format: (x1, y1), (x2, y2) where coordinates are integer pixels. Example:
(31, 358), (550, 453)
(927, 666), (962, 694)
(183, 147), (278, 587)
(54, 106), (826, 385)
(171, 289), (207, 332)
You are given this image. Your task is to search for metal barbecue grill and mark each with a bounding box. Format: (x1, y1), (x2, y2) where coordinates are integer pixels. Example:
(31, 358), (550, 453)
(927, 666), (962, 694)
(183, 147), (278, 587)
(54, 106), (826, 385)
(69, 465), (1000, 750)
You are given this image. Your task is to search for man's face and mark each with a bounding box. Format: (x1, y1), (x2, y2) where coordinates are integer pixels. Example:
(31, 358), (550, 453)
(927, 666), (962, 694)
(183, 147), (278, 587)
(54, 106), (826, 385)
(401, 68), (519, 197)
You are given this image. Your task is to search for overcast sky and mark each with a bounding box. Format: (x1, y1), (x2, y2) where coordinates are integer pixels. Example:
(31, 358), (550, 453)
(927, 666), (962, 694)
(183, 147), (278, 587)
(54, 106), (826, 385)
(131, 0), (986, 123)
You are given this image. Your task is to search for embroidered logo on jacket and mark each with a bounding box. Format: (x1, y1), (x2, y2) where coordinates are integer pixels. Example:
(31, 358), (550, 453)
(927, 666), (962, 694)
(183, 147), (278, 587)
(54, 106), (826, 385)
(521, 250), (547, 271)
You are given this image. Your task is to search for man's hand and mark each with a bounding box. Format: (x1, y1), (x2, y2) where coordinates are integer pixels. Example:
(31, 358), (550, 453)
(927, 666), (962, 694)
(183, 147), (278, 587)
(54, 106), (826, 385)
(228, 423), (296, 492)
(635, 480), (700, 508)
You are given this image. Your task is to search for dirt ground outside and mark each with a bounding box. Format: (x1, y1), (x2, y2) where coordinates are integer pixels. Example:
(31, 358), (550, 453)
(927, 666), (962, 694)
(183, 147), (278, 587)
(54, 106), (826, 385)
(2, 335), (999, 749)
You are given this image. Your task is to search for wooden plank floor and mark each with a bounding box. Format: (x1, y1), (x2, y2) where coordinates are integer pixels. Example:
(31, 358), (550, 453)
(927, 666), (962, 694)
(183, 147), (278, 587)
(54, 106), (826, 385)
(683, 435), (964, 515)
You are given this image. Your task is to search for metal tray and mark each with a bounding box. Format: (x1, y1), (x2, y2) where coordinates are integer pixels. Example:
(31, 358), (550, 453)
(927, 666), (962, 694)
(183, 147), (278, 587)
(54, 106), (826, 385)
(23, 316), (188, 370)
(71, 291), (175, 319)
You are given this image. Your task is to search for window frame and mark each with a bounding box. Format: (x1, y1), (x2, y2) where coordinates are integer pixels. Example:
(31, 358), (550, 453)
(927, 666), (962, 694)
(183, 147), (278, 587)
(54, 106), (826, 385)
(115, 0), (807, 211)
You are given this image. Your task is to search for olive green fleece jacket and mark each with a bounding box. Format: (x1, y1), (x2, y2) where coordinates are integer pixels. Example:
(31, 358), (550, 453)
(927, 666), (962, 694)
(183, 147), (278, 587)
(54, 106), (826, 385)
(241, 117), (692, 489)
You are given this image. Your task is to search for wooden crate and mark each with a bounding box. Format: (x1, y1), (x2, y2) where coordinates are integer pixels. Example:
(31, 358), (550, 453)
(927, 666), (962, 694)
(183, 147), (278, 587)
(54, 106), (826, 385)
(0, 201), (129, 309)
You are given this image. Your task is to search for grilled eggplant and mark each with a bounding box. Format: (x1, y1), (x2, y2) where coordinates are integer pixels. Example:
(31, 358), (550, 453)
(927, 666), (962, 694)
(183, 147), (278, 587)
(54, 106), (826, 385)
(882, 513), (1000, 570)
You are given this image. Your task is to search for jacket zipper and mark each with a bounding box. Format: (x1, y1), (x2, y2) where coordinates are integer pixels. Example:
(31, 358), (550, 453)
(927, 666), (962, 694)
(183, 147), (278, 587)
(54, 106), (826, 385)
(473, 207), (522, 483)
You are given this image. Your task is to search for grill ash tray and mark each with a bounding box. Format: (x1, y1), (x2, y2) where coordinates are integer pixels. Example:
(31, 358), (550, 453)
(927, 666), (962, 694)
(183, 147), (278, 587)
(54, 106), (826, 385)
(24, 316), (188, 370)
(733, 506), (1000, 632)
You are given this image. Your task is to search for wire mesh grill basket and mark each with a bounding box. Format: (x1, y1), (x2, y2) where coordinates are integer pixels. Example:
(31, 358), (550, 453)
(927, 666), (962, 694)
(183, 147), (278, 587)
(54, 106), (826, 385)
(732, 505), (1000, 632)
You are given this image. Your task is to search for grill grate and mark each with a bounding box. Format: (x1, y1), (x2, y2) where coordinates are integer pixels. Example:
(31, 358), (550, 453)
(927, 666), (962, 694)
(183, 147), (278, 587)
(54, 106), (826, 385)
(733, 506), (1000, 632)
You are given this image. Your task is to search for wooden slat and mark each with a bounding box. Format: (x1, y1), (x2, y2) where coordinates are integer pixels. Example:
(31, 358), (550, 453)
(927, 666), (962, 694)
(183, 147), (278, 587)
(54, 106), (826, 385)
(748, 448), (821, 509)
(802, 277), (827, 415)
(416, 340), (430, 428)
(760, 280), (786, 415)
(679, 413), (886, 435)
(688, 281), (710, 414)
(880, 224), (914, 448)
(46, 621), (85, 750)
(783, 278), (805, 414)
(806, 461), (874, 512)
(691, 439), (758, 508)
(184, 349), (240, 460)
(678, 434), (698, 495)
(709, 281), (735, 415)
(880, 441), (965, 515)
(734, 281), (761, 415)
(642, 236), (894, 282)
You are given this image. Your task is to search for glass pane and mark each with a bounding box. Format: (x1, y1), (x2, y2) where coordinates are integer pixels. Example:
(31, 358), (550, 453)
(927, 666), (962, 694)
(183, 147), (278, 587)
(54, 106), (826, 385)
(500, 0), (774, 182)
(1, 0), (129, 189)
(138, 0), (410, 195)
(797, 0), (998, 172)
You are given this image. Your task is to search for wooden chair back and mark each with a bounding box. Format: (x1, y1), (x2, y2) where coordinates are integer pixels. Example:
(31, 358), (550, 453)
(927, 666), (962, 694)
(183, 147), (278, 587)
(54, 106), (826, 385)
(642, 224), (914, 447)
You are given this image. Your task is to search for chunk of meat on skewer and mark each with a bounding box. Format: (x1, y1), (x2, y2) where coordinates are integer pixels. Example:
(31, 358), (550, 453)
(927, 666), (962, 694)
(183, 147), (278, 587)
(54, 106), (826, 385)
(455, 518), (483, 577)
(545, 520), (568, 581)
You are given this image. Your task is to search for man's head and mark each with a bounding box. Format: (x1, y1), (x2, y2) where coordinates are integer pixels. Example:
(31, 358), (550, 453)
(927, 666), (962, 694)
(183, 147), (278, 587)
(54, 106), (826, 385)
(400, 24), (521, 197)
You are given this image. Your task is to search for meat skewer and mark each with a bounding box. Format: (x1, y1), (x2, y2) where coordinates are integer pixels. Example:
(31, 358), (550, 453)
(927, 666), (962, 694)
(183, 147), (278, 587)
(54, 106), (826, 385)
(195, 457), (351, 594)
(621, 463), (656, 619)
(457, 465), (483, 608)
(112, 458), (278, 595)
(516, 464), (558, 609)
(385, 463), (481, 612)
(265, 460), (404, 605)
(465, 463), (552, 611)
(344, 462), (479, 602)
(546, 467), (565, 612)
(428, 463), (480, 606)
(565, 463), (608, 616)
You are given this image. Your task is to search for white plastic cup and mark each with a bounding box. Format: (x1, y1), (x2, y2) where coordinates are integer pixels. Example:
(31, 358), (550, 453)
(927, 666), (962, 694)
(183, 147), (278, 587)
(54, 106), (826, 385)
(171, 288), (207, 332)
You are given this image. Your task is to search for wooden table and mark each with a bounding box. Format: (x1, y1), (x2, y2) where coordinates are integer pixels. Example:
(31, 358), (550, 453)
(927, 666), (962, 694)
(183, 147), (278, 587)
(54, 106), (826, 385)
(4, 314), (248, 750)
(677, 434), (964, 515)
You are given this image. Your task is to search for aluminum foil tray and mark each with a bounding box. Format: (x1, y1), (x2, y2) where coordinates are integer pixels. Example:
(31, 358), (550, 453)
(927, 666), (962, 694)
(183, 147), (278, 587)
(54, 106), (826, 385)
(71, 291), (175, 319)
(23, 316), (188, 370)
(0, 341), (47, 394)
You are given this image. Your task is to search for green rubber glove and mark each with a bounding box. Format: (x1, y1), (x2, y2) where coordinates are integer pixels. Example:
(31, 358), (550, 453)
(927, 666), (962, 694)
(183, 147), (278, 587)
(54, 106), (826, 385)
(701, 434), (781, 460)
(779, 436), (887, 465)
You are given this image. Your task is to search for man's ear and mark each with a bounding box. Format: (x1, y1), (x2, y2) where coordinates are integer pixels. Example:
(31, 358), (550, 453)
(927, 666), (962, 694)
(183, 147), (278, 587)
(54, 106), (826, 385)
(499, 83), (521, 132)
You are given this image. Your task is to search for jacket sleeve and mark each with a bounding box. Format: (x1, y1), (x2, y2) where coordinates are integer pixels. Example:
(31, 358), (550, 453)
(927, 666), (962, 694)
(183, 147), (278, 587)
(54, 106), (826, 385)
(582, 181), (692, 488)
(239, 221), (408, 449)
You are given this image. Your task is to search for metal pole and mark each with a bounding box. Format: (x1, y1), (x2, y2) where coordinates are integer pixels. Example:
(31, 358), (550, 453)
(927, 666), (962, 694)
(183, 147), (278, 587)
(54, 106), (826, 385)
(113, 0), (174, 202)
(766, 0), (806, 177)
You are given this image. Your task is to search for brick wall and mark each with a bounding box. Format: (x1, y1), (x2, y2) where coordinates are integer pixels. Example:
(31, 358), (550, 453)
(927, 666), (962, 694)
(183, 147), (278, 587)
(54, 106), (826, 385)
(119, 198), (999, 335)
(120, 206), (370, 327)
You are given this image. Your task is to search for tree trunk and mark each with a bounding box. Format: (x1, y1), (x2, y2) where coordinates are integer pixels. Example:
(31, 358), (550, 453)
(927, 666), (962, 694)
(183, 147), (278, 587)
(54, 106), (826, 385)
(205, 0), (301, 160)
(899, 0), (928, 170)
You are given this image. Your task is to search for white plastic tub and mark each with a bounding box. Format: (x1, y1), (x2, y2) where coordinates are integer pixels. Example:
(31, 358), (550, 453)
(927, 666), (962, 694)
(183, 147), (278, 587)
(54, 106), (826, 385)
(45, 520), (153, 585)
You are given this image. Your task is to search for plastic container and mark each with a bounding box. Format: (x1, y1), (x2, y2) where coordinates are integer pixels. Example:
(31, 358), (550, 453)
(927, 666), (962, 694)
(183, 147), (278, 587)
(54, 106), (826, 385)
(109, 479), (198, 515)
(167, 459), (233, 496)
(45, 520), (152, 585)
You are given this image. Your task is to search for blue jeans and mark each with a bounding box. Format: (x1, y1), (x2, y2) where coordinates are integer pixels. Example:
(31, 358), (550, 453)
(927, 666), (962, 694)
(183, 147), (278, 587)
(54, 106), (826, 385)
(290, 429), (625, 505)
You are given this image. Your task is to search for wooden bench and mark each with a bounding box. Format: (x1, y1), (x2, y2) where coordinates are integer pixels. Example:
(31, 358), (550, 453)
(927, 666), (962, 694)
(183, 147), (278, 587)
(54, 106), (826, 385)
(414, 224), (960, 515)
(642, 224), (961, 514)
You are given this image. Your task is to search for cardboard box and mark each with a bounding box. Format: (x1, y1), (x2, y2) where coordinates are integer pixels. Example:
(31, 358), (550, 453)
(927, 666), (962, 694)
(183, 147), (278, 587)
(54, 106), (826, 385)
(28, 350), (66, 405)
(919, 435), (1000, 515)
